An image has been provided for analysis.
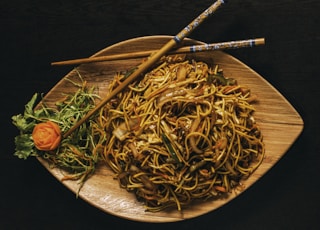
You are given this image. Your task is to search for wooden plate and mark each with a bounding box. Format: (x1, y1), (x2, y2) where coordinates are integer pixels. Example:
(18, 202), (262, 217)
(38, 35), (304, 222)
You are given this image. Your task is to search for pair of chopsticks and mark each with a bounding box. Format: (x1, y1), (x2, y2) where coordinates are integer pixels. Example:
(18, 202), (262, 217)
(61, 0), (264, 138)
(51, 38), (265, 66)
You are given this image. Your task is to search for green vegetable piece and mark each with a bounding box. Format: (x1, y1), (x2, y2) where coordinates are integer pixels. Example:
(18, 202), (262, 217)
(161, 133), (180, 164)
(207, 73), (236, 86)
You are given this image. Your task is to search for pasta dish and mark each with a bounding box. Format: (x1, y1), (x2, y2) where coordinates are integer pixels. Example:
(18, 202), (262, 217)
(96, 56), (264, 211)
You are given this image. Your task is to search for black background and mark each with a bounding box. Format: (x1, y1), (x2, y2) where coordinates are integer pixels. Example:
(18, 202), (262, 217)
(1, 0), (319, 229)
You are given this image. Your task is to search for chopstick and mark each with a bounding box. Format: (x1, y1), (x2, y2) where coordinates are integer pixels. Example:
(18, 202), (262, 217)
(51, 38), (265, 66)
(63, 0), (226, 138)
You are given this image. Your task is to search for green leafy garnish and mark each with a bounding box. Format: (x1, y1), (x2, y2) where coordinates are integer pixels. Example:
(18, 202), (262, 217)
(14, 134), (35, 159)
(12, 74), (103, 191)
(12, 93), (38, 132)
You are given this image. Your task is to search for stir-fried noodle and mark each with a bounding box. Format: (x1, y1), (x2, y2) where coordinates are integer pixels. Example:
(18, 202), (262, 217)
(97, 56), (264, 211)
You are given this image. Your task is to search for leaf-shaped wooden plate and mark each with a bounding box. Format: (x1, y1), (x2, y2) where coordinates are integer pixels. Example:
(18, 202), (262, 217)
(38, 36), (303, 222)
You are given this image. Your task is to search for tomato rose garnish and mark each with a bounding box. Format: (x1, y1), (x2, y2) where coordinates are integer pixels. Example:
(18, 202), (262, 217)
(32, 121), (61, 151)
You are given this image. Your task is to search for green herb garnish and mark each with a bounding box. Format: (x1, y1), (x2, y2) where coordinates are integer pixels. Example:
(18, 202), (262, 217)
(12, 73), (103, 192)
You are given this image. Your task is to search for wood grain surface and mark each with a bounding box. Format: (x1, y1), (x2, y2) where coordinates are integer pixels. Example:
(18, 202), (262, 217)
(38, 36), (303, 222)
(1, 0), (319, 229)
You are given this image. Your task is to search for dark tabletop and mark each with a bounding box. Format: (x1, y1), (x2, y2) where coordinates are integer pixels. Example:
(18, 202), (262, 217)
(1, 0), (319, 229)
